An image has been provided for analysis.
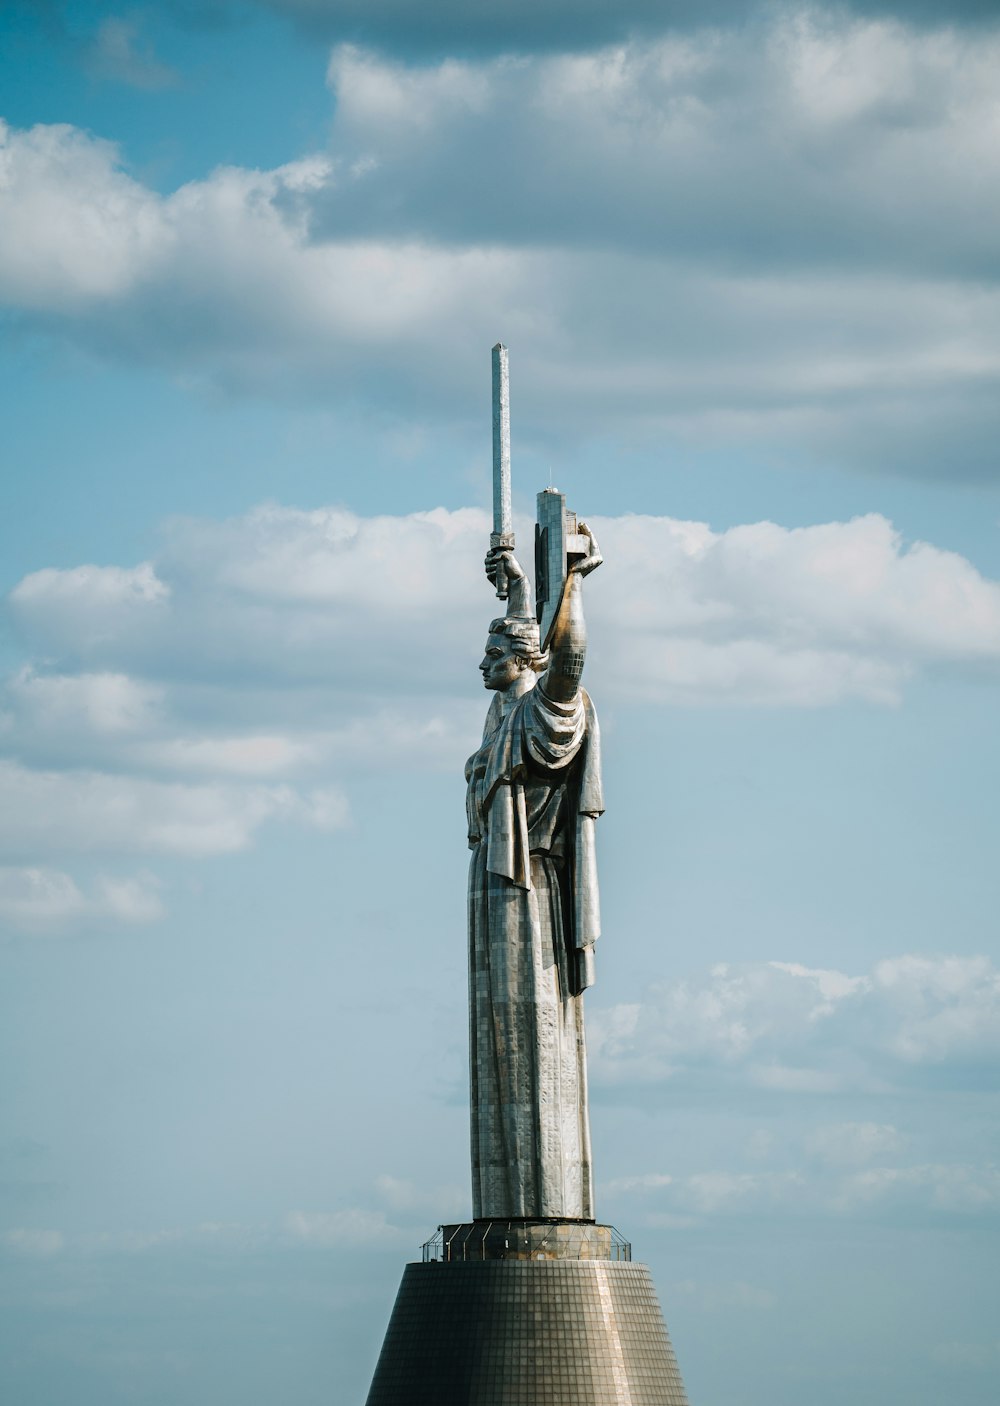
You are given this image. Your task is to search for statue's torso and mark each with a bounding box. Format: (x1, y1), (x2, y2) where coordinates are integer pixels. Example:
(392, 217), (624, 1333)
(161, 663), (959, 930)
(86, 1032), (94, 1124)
(465, 688), (576, 860)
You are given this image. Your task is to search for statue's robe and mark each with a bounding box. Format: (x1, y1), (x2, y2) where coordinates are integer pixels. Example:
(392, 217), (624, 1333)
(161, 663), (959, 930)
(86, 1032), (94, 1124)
(465, 679), (603, 1220)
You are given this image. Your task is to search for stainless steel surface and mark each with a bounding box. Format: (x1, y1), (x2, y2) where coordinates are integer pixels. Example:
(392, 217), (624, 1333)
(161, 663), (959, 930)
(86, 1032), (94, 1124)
(535, 489), (590, 650)
(469, 355), (603, 1220)
(491, 342), (511, 540)
(491, 342), (513, 600)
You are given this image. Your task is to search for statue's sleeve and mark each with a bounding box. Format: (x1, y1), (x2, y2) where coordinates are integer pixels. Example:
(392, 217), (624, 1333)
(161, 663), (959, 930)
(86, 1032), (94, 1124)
(520, 684), (587, 772)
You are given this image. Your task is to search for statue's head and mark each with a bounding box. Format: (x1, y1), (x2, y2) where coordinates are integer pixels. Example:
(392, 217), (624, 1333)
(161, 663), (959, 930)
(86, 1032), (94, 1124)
(480, 615), (547, 691)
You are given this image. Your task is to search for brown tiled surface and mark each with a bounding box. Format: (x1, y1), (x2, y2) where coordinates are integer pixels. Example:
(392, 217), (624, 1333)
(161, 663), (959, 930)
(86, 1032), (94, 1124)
(365, 1259), (690, 1405)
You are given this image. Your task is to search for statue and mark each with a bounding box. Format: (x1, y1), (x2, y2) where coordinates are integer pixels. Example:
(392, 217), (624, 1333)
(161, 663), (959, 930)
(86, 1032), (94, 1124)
(465, 345), (604, 1222)
(365, 345), (692, 1406)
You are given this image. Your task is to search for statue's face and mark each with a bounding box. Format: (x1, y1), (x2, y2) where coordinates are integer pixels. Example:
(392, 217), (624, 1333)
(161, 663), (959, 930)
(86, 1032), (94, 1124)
(480, 632), (522, 691)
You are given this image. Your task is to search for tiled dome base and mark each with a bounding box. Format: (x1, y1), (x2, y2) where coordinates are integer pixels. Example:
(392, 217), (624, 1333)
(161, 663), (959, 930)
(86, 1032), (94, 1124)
(365, 1250), (690, 1405)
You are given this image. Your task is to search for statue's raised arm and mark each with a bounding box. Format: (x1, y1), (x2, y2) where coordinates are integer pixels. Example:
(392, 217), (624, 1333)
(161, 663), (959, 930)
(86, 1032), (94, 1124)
(484, 544), (531, 618)
(539, 521), (602, 704)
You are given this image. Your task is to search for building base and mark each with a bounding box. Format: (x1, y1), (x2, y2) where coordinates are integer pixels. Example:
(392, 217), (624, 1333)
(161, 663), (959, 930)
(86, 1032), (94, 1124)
(365, 1221), (690, 1405)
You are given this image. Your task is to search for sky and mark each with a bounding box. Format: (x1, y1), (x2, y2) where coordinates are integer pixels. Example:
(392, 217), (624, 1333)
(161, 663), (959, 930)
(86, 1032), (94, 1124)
(1, 2), (999, 1403)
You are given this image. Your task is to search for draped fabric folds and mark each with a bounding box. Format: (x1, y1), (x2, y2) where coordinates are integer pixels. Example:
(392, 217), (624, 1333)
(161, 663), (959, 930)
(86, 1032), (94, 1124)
(466, 681), (603, 1220)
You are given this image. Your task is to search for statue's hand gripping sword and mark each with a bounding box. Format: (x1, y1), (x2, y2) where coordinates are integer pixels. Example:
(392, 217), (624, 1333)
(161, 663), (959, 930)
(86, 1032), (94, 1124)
(491, 342), (514, 600)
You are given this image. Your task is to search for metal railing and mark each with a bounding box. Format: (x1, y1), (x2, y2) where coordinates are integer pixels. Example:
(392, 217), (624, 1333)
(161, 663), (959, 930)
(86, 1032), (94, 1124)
(421, 1221), (631, 1263)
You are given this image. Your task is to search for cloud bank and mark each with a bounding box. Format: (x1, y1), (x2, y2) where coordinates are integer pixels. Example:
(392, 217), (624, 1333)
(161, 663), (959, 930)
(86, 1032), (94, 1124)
(2, 7), (1000, 476)
(610, 1156), (1000, 1222)
(0, 866), (164, 930)
(589, 954), (1000, 1093)
(9, 506), (999, 716)
(3, 501), (996, 929)
(591, 953), (1000, 1230)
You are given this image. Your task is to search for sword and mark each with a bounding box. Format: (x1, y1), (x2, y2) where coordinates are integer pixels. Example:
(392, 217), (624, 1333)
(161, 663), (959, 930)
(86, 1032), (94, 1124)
(491, 342), (514, 600)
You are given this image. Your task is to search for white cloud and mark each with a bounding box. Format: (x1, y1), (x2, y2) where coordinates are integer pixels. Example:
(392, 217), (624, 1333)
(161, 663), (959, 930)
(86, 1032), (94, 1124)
(327, 44), (491, 132)
(1, 1228), (64, 1256)
(2, 504), (995, 888)
(11, 562), (168, 608)
(0, 865), (164, 930)
(0, 760), (347, 858)
(804, 1122), (906, 1167)
(602, 1172), (675, 1193)
(8, 507), (999, 718)
(682, 1169), (807, 1214)
(835, 1162), (1000, 1214)
(5, 668), (163, 736)
(84, 17), (179, 91)
(874, 955), (1000, 1064)
(373, 1174), (468, 1220)
(604, 1155), (1000, 1223)
(0, 1211), (422, 1260)
(1, 9), (999, 476)
(78, 1227), (185, 1254)
(92, 872), (167, 924)
(134, 735), (318, 777)
(0, 495), (994, 946)
(6, 508), (487, 692)
(590, 954), (1000, 1092)
(0, 117), (518, 394)
(320, 21), (1000, 286)
(595, 513), (1000, 705)
(9, 565), (170, 666)
(13, 1160), (996, 1273)
(284, 1208), (407, 1246)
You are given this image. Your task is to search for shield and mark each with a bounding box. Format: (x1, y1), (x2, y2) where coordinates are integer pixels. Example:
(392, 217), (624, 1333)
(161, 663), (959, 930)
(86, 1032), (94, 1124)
(535, 489), (588, 651)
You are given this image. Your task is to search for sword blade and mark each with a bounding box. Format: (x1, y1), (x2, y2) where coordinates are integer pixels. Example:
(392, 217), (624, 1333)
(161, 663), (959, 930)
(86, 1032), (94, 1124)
(491, 343), (512, 542)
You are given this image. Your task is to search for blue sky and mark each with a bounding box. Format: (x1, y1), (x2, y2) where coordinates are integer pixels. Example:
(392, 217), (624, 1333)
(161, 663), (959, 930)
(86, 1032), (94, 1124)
(1, 3), (999, 1404)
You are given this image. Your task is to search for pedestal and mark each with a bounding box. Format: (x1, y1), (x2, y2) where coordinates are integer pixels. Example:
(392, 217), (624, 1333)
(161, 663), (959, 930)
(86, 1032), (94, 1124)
(365, 1221), (690, 1405)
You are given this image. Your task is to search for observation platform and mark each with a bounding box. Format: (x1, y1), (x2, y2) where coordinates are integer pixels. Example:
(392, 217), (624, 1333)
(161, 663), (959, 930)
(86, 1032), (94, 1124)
(424, 1218), (631, 1263)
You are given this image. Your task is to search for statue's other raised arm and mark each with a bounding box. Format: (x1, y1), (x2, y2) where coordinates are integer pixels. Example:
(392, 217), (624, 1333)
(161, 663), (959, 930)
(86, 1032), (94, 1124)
(542, 523), (603, 704)
(485, 546), (532, 618)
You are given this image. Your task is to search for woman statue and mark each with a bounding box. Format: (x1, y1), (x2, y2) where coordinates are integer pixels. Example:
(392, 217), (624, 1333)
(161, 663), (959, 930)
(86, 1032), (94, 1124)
(465, 525), (604, 1221)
